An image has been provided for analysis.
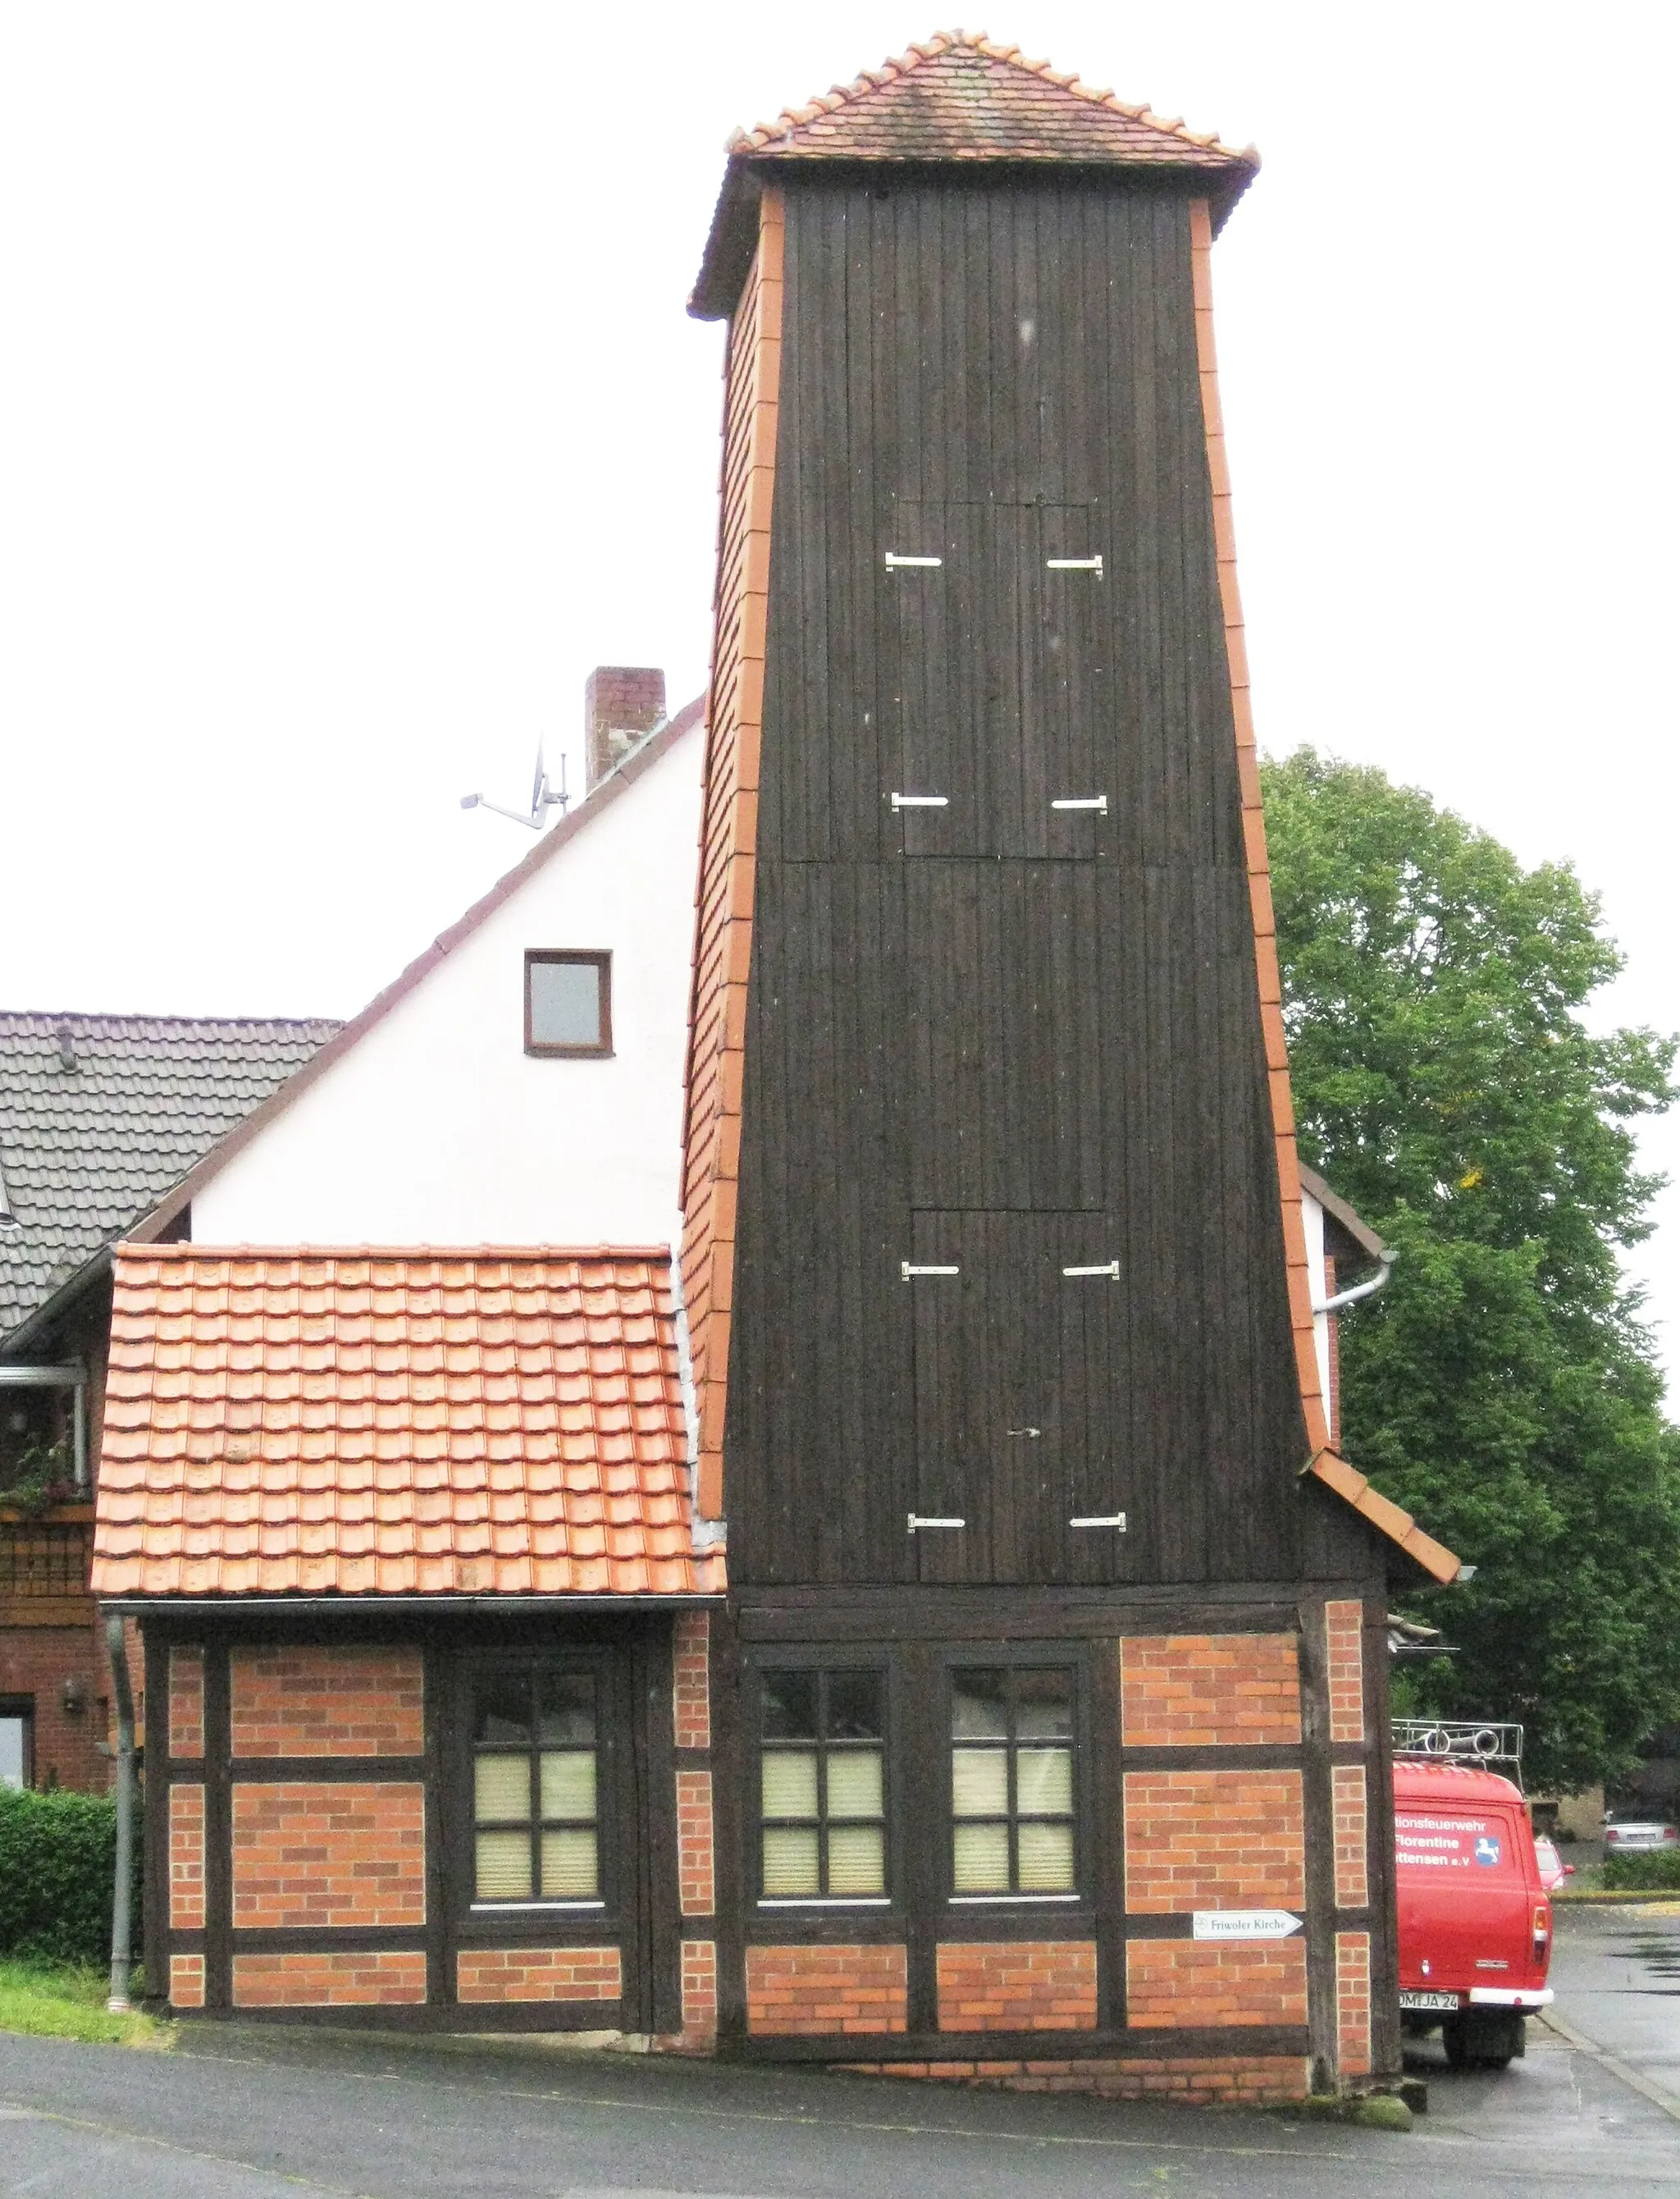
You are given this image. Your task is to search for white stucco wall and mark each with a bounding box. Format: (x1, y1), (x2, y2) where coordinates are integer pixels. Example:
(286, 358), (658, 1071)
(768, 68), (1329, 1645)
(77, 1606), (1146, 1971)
(1301, 1187), (1331, 1405)
(193, 724), (702, 1248)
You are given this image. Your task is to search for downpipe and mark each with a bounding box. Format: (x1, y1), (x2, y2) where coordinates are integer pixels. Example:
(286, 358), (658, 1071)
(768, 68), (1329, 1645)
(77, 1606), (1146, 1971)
(105, 1612), (136, 2013)
(1320, 1252), (1394, 1314)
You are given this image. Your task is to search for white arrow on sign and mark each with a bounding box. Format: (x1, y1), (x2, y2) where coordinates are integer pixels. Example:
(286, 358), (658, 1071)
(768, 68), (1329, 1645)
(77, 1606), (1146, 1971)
(1192, 1909), (1303, 1942)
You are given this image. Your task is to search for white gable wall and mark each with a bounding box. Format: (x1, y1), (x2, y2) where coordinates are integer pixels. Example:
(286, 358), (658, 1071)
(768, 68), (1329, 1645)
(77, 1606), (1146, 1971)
(193, 725), (702, 1248)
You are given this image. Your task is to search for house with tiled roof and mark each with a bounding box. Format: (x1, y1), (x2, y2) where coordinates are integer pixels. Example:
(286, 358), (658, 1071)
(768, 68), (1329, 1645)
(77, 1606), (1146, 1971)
(92, 34), (1452, 2102)
(0, 1013), (339, 1791)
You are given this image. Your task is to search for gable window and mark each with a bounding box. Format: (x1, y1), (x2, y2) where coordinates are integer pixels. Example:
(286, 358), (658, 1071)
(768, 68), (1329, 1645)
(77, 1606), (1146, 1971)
(950, 1666), (1077, 1897)
(524, 950), (612, 1058)
(759, 1668), (888, 1901)
(471, 1671), (601, 1905)
(0, 1698), (32, 1790)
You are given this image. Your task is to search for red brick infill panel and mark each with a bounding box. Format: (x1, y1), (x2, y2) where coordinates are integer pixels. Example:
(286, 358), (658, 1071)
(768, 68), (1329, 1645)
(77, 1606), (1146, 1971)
(1326, 1602), (1365, 1743)
(169, 1782), (205, 1930)
(1120, 1634), (1301, 1747)
(673, 1611), (710, 1749)
(455, 1946), (623, 2004)
(1125, 1940), (1309, 2028)
(1332, 1764), (1369, 1909)
(169, 1952), (205, 2009)
(1123, 1770), (1305, 1912)
(1336, 1931), (1372, 2076)
(231, 1781), (426, 1927)
(678, 1937), (718, 2048)
(169, 1646), (203, 1758)
(936, 1941), (1098, 2032)
(230, 1644), (424, 1757)
(838, 2054), (1312, 2104)
(677, 1766), (715, 1917)
(233, 1950), (427, 2008)
(746, 1944), (908, 2036)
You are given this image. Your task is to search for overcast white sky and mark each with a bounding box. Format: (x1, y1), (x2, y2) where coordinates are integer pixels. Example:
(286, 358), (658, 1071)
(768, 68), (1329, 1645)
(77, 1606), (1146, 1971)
(2, 3), (1677, 1389)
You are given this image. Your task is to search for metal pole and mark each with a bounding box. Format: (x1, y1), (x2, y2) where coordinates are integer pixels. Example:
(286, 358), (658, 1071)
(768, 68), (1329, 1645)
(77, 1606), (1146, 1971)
(105, 1612), (135, 2013)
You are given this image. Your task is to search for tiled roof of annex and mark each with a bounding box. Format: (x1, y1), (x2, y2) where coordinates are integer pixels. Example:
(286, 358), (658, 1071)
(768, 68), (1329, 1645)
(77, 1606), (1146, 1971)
(729, 32), (1257, 171)
(91, 1246), (724, 1599)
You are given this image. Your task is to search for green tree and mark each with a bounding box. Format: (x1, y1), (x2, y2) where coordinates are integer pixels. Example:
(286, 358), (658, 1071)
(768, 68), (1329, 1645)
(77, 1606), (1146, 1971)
(1262, 748), (1680, 1792)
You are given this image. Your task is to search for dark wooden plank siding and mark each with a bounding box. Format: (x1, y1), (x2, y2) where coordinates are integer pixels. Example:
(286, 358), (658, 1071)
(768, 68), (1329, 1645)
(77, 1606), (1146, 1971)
(728, 174), (1371, 1589)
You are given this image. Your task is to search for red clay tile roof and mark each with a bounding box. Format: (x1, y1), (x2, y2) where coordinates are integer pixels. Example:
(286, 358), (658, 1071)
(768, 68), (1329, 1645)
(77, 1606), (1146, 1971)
(730, 32), (1257, 171)
(92, 1246), (724, 1599)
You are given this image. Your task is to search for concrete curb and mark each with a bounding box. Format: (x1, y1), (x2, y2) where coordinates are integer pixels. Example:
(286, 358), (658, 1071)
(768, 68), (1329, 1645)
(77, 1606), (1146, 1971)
(1538, 2009), (1680, 2125)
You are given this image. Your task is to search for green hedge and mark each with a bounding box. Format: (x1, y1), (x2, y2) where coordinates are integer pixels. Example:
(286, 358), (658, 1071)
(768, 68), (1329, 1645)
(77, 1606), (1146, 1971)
(0, 1786), (139, 1964)
(1601, 1849), (1680, 1891)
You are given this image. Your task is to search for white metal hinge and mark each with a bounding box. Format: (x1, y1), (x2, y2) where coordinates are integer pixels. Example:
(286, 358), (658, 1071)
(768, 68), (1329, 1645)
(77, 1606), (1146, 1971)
(890, 793), (950, 809)
(1051, 795), (1107, 813)
(902, 1262), (960, 1279)
(1061, 1261), (1120, 1279)
(908, 1513), (966, 1533)
(1070, 1512), (1128, 1530)
(1046, 555), (1103, 574)
(885, 552), (943, 569)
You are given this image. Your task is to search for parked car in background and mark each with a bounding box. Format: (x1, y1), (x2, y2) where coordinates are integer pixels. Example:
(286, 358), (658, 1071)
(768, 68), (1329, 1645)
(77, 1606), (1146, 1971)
(1532, 1834), (1574, 1892)
(1603, 1814), (1680, 1854)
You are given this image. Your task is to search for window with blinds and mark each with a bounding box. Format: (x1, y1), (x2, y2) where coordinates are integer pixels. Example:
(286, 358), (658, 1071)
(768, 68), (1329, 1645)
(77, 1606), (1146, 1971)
(759, 1668), (888, 1901)
(472, 1671), (601, 1904)
(950, 1667), (1076, 1896)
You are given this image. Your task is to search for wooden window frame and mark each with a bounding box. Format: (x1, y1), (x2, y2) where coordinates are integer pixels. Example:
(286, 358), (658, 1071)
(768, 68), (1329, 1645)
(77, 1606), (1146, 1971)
(458, 1652), (617, 1920)
(944, 1655), (1086, 1907)
(749, 1655), (896, 1912)
(523, 949), (613, 1059)
(0, 1695), (33, 1790)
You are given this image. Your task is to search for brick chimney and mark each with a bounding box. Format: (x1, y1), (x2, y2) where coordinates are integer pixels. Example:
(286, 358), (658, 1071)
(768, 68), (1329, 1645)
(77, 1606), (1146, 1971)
(584, 666), (666, 793)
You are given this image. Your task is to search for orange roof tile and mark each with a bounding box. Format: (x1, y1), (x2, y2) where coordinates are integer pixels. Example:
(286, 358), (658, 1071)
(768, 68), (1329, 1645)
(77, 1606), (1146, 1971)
(91, 1246), (724, 1600)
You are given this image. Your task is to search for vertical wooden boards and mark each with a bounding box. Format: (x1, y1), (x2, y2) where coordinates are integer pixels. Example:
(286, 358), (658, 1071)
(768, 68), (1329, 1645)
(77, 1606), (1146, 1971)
(728, 172), (1371, 1591)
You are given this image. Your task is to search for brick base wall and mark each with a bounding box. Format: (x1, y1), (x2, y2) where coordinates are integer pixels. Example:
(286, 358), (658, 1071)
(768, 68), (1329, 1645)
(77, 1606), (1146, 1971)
(840, 2055), (1312, 2105)
(936, 1941), (1097, 2032)
(678, 1937), (718, 2048)
(455, 1945), (622, 2004)
(169, 1952), (205, 2009)
(746, 1944), (908, 2036)
(233, 1950), (427, 2008)
(1336, 1932), (1372, 2077)
(1125, 1940), (1309, 2028)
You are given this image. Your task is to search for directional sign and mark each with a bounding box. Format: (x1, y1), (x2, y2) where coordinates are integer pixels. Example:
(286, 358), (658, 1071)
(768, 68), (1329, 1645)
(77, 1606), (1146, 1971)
(1191, 1909), (1303, 1942)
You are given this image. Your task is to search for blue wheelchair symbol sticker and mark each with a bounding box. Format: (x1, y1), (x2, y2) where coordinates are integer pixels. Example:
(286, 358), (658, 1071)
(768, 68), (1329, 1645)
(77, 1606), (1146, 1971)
(1474, 1836), (1501, 1867)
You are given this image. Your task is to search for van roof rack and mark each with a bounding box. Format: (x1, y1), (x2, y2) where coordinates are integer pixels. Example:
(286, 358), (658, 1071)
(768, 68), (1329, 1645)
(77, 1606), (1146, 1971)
(1393, 1719), (1524, 1782)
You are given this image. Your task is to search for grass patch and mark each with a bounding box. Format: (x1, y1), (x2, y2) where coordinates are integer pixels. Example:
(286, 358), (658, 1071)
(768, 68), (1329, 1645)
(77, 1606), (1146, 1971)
(0, 1961), (171, 2048)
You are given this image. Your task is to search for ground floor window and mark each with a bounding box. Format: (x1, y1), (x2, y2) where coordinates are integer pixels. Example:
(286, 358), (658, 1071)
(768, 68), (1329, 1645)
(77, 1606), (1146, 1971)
(950, 1666), (1077, 1896)
(0, 1698), (31, 1790)
(471, 1669), (600, 1904)
(759, 1667), (888, 1900)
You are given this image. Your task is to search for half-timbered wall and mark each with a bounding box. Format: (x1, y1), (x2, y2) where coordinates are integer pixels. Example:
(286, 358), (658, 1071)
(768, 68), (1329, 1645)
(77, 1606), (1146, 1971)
(725, 176), (1367, 1589)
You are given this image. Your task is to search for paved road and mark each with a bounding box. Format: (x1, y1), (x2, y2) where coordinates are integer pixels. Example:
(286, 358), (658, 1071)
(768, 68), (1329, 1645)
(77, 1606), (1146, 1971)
(1547, 1898), (1680, 2109)
(0, 1917), (1674, 2199)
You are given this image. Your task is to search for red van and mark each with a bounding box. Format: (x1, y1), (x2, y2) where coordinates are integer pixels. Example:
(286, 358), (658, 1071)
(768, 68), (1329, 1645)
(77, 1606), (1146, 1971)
(1395, 1758), (1553, 2069)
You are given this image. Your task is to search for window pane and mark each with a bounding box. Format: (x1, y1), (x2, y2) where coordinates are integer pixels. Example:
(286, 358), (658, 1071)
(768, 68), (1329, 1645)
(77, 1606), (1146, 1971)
(539, 1750), (596, 1822)
(476, 1829), (532, 1900)
(763, 1826), (821, 1896)
(952, 1672), (1008, 1739)
(761, 1671), (819, 1740)
(1016, 1747), (1073, 1817)
(827, 1824), (885, 1896)
(528, 958), (604, 1049)
(474, 1677), (532, 1749)
(952, 1746), (1009, 1817)
(826, 1749), (883, 1820)
(953, 1821), (1011, 1893)
(475, 1753), (531, 1822)
(827, 1671), (883, 1741)
(537, 1674), (596, 1746)
(0, 1718), (25, 1791)
(1018, 1821), (1075, 1892)
(762, 1749), (819, 1820)
(1014, 1671), (1073, 1739)
(540, 1827), (599, 1898)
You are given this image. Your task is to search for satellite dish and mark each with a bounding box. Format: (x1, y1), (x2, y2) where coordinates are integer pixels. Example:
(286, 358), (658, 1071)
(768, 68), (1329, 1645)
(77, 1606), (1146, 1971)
(460, 741), (569, 830)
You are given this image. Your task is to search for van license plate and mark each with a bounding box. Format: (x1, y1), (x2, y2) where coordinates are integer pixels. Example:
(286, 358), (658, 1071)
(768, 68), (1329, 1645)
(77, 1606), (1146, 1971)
(1399, 1991), (1462, 2012)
